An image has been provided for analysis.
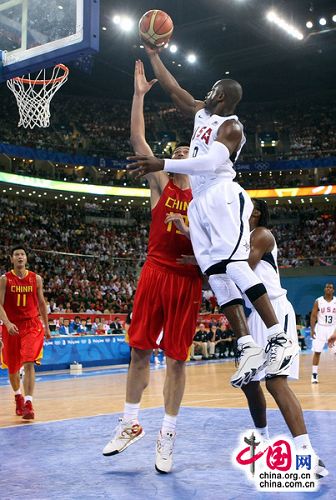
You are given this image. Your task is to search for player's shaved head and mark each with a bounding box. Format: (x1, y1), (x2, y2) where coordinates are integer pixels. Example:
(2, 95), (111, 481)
(204, 78), (243, 114)
(215, 79), (243, 110)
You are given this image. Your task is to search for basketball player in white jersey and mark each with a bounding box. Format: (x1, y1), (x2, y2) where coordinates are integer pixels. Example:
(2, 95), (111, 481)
(127, 48), (299, 387)
(241, 199), (328, 479)
(310, 283), (336, 383)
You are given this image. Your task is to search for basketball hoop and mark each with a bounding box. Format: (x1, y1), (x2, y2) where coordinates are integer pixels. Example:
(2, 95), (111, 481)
(7, 64), (69, 129)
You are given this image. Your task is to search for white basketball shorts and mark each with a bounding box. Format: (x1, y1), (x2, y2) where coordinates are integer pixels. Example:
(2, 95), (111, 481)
(188, 181), (253, 273)
(249, 294), (299, 380)
(312, 324), (335, 353)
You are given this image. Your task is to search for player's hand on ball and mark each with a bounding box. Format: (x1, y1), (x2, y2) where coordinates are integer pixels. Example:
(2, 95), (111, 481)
(144, 44), (162, 56)
(134, 59), (157, 97)
(6, 321), (19, 335)
(127, 155), (165, 177)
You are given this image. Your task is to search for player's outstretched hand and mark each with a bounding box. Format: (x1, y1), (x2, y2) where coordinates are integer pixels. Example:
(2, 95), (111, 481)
(127, 155), (164, 178)
(134, 59), (157, 97)
(6, 321), (19, 335)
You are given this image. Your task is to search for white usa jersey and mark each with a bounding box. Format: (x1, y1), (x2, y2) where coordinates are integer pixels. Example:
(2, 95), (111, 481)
(317, 296), (336, 326)
(251, 234), (286, 301)
(189, 108), (246, 195)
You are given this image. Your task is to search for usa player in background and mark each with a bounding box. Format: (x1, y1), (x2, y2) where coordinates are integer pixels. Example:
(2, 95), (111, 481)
(0, 246), (50, 420)
(310, 283), (336, 384)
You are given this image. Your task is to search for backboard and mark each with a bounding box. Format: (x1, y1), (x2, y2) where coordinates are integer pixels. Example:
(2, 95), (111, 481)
(0, 0), (99, 82)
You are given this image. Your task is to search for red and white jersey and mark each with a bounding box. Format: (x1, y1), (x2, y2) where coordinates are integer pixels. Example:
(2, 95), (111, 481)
(147, 179), (199, 276)
(316, 296), (336, 327)
(189, 108), (246, 195)
(4, 270), (39, 323)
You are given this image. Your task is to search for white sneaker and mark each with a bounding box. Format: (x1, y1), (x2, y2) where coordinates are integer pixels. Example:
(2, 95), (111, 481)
(154, 357), (160, 365)
(313, 457), (329, 480)
(102, 418), (145, 456)
(311, 373), (318, 384)
(230, 341), (267, 388)
(265, 332), (300, 378)
(155, 430), (176, 473)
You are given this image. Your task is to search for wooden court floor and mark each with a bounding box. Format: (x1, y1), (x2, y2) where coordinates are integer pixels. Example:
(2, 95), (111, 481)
(0, 353), (335, 428)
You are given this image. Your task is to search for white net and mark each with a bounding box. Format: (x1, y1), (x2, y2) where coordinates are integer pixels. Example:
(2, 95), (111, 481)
(7, 64), (69, 129)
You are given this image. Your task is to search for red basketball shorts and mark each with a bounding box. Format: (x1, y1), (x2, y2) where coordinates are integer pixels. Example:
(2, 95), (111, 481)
(128, 261), (202, 361)
(2, 317), (44, 374)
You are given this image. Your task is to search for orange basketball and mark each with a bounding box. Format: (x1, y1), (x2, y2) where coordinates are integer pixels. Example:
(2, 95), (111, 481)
(139, 10), (174, 48)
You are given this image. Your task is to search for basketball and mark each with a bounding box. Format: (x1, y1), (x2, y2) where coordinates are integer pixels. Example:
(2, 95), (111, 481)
(139, 10), (174, 48)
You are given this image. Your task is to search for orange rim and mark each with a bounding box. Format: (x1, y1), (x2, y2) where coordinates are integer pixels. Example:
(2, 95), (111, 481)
(13, 63), (69, 85)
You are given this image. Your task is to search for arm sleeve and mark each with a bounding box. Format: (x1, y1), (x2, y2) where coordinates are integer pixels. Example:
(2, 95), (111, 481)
(163, 141), (231, 176)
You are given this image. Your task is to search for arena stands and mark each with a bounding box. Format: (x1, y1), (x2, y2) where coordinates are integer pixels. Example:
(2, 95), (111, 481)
(0, 195), (334, 314)
(0, 93), (335, 162)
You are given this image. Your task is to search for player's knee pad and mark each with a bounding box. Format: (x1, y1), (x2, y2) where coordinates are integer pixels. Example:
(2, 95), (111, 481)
(245, 283), (267, 303)
(226, 260), (262, 294)
(208, 274), (242, 307)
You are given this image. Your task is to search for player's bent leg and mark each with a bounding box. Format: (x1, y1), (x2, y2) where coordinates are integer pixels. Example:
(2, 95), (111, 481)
(156, 356), (185, 474)
(103, 348), (151, 457)
(265, 375), (328, 479)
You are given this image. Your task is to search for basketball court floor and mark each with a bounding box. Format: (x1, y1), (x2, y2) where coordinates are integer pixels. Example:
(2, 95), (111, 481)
(1, 353), (335, 499)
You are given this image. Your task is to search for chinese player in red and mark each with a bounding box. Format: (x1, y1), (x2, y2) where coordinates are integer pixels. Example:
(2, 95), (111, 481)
(103, 61), (202, 473)
(0, 246), (50, 419)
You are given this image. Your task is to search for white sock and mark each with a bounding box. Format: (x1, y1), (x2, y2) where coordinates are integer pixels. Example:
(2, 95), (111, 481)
(312, 366), (318, 374)
(161, 413), (177, 435)
(237, 335), (253, 346)
(267, 324), (283, 337)
(123, 402), (140, 422)
(24, 395), (33, 403)
(14, 389), (21, 395)
(256, 425), (269, 440)
(293, 434), (313, 452)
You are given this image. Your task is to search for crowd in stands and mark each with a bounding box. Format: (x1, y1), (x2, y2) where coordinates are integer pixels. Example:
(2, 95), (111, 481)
(0, 90), (335, 163)
(0, 196), (335, 315)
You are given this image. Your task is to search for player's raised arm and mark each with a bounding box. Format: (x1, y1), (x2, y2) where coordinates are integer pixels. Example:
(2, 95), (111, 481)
(130, 59), (167, 199)
(130, 59), (157, 156)
(145, 46), (204, 117)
